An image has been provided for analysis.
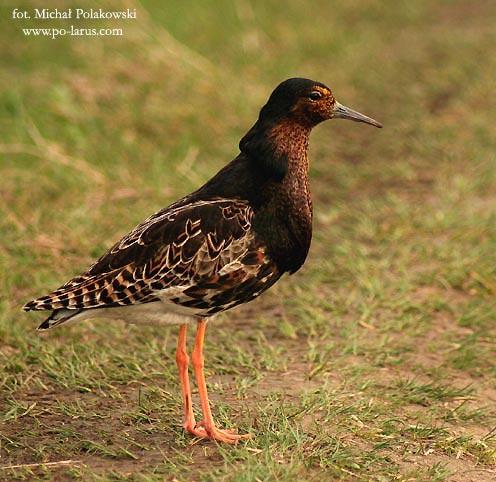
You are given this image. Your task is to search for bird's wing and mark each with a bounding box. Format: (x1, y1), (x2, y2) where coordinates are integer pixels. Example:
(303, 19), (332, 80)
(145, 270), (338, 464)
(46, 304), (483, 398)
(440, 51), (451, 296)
(24, 198), (277, 314)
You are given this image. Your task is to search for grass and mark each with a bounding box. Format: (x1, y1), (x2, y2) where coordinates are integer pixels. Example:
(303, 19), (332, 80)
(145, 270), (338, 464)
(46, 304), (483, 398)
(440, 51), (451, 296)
(1, 0), (496, 480)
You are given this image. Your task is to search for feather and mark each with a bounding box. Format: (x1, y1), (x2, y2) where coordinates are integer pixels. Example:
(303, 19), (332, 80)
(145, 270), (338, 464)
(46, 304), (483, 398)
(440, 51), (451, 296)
(24, 198), (281, 328)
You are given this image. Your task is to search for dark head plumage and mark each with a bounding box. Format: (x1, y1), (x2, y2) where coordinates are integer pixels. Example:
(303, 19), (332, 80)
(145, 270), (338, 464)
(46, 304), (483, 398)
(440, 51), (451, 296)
(253, 77), (382, 128)
(257, 78), (333, 124)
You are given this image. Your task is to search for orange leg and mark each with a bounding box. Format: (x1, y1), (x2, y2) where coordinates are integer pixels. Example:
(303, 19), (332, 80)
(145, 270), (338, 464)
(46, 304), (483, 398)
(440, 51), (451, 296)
(190, 319), (251, 443)
(175, 324), (197, 433)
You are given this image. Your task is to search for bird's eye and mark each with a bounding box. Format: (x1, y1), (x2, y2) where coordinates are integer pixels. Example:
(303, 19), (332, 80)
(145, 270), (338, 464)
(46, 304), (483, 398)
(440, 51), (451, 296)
(308, 91), (322, 101)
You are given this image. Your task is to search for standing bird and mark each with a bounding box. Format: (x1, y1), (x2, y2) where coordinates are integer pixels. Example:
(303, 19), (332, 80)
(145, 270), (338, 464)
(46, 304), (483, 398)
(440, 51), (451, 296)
(24, 78), (381, 443)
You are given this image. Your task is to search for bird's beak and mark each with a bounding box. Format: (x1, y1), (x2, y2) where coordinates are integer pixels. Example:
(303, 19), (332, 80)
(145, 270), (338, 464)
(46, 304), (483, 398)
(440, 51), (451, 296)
(332, 101), (383, 128)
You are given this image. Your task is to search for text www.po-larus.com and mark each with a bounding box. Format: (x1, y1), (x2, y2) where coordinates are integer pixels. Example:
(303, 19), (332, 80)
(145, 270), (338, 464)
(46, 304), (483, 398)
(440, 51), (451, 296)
(22, 26), (123, 39)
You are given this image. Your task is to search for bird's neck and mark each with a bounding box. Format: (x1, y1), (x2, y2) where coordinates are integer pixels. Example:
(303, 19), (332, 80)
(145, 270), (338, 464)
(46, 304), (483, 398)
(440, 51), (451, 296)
(267, 119), (311, 181)
(239, 116), (312, 182)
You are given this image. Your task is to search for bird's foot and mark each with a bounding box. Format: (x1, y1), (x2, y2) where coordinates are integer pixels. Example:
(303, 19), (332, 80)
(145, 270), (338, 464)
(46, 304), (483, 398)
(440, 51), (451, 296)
(186, 420), (251, 444)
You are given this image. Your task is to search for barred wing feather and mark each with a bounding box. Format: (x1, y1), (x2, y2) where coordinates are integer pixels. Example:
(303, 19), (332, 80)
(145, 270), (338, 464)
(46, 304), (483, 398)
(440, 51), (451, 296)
(23, 198), (278, 317)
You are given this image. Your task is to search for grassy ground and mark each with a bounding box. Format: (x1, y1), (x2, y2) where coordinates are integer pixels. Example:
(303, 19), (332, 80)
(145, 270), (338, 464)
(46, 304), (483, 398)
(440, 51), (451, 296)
(1, 0), (496, 480)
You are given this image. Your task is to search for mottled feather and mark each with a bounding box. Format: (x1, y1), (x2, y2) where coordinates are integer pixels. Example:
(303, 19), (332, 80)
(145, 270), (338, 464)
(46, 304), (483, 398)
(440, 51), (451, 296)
(24, 198), (280, 328)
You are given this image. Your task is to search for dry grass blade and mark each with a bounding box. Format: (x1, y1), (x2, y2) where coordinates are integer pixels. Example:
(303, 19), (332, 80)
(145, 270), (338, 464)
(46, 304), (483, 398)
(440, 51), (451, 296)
(1, 460), (81, 470)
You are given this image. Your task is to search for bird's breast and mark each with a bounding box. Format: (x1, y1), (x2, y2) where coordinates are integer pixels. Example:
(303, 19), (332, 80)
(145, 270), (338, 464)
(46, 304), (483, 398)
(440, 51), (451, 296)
(252, 183), (312, 275)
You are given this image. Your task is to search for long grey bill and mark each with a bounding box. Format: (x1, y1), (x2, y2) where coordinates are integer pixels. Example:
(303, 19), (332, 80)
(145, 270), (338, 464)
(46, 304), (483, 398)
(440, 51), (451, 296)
(333, 101), (383, 128)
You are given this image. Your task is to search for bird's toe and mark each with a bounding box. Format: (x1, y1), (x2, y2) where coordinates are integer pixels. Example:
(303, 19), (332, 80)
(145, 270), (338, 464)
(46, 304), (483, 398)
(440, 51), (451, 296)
(188, 421), (251, 444)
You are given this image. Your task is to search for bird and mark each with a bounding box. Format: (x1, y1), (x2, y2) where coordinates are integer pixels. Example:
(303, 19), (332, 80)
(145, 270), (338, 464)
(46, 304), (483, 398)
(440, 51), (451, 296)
(23, 78), (382, 444)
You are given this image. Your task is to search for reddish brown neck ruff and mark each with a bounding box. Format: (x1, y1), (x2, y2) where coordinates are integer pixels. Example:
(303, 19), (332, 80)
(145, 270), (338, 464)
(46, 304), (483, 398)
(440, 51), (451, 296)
(267, 119), (312, 213)
(268, 119), (311, 181)
(254, 119), (313, 273)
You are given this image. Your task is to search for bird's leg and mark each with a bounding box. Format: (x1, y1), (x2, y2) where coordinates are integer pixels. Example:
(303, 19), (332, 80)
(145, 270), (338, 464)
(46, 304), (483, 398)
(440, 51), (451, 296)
(191, 318), (251, 443)
(175, 324), (197, 434)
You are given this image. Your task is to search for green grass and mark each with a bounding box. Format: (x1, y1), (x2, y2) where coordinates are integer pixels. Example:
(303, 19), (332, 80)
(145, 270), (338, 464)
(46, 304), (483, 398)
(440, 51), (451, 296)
(1, 0), (496, 480)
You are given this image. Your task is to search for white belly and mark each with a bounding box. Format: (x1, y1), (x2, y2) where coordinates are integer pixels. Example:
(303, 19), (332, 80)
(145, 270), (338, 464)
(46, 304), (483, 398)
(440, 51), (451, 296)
(72, 300), (198, 326)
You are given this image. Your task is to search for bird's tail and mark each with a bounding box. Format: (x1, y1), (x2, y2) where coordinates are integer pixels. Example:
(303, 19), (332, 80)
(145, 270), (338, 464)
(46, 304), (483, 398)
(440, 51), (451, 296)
(23, 278), (96, 329)
(36, 308), (84, 330)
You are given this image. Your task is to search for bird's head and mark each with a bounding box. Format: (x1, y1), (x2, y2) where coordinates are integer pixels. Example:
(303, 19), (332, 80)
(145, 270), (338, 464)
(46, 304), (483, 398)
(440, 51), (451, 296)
(259, 77), (382, 128)
(240, 78), (382, 181)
